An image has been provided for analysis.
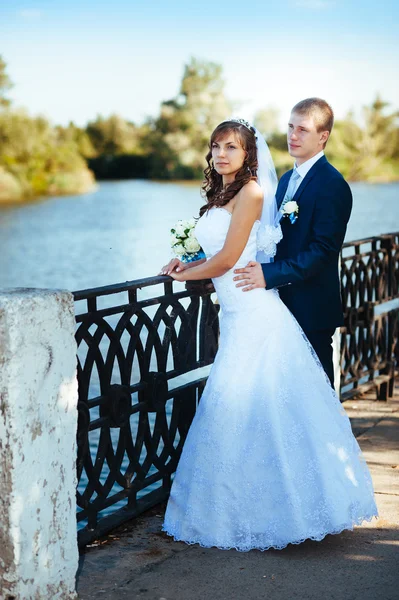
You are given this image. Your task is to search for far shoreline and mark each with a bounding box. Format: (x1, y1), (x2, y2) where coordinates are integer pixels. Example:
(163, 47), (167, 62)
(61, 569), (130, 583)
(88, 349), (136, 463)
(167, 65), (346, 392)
(0, 177), (398, 208)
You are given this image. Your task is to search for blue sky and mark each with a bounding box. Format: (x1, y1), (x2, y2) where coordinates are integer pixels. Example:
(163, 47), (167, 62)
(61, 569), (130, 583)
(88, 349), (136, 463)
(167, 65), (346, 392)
(1, 0), (398, 130)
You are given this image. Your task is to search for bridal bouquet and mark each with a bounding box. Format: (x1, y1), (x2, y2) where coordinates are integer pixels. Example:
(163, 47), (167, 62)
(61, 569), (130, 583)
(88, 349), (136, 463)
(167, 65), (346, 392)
(171, 218), (205, 263)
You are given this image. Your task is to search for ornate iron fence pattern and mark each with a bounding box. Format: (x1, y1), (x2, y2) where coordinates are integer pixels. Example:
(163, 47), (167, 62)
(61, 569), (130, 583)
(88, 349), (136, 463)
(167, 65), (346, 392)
(74, 278), (219, 546)
(74, 232), (399, 546)
(340, 232), (399, 400)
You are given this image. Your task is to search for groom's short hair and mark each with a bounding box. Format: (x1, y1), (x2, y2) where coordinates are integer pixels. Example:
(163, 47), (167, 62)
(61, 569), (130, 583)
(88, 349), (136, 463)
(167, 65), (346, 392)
(292, 98), (334, 144)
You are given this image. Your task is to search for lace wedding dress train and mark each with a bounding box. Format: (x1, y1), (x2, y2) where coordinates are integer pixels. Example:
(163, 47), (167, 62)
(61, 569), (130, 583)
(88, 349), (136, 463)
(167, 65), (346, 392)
(162, 207), (378, 551)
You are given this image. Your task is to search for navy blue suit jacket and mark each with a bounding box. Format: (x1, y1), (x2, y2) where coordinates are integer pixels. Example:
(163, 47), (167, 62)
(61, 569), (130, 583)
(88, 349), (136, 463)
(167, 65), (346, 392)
(262, 155), (352, 333)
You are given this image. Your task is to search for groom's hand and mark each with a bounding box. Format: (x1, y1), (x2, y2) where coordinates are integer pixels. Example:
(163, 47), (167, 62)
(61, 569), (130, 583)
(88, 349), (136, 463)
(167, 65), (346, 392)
(233, 261), (266, 291)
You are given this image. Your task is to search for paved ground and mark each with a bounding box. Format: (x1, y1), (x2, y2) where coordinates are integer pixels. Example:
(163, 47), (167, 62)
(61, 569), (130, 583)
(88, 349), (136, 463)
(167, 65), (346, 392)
(77, 389), (399, 600)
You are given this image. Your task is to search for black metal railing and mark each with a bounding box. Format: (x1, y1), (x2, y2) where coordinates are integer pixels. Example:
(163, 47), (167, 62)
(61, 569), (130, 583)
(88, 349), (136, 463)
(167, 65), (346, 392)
(74, 232), (399, 546)
(74, 277), (219, 546)
(340, 232), (399, 399)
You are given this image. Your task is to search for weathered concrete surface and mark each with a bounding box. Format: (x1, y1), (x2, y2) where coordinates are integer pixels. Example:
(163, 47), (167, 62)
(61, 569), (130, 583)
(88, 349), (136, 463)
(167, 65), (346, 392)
(0, 288), (79, 600)
(77, 392), (399, 600)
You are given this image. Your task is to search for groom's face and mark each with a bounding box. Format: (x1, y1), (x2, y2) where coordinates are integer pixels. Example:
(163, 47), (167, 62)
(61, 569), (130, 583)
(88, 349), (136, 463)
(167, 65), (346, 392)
(287, 111), (328, 165)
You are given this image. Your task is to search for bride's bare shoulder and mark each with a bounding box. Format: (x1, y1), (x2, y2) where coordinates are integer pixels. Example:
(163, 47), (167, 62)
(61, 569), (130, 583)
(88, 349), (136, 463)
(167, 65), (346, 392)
(237, 180), (263, 203)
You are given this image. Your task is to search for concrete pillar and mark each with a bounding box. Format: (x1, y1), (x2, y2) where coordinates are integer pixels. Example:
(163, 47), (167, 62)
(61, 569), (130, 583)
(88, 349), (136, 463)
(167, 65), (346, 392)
(0, 289), (78, 599)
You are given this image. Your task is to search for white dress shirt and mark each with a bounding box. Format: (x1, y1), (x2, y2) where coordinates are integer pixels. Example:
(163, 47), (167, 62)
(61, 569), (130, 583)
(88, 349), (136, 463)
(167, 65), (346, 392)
(291, 150), (324, 196)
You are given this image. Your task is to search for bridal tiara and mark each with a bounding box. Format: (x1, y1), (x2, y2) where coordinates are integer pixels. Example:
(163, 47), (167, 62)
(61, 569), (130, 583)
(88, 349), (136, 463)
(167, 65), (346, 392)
(222, 118), (256, 134)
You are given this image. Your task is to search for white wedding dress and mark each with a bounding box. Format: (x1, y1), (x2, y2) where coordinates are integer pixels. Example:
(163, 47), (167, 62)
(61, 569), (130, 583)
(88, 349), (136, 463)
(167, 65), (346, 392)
(162, 207), (378, 551)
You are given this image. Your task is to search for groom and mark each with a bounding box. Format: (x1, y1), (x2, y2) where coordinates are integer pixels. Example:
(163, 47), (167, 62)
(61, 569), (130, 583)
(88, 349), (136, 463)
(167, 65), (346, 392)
(233, 98), (353, 386)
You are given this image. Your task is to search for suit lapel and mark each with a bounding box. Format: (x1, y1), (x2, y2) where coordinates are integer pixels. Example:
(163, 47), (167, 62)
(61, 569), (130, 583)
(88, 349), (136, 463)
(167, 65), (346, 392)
(276, 171), (292, 209)
(293, 155), (327, 204)
(277, 155), (327, 214)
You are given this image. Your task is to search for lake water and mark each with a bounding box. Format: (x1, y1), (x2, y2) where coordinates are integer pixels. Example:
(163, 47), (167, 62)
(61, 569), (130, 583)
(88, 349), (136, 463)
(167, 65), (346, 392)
(1, 180), (398, 291)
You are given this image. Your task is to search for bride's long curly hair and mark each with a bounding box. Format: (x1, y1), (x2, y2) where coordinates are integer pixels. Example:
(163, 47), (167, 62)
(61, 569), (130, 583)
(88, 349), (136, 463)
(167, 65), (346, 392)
(199, 121), (258, 217)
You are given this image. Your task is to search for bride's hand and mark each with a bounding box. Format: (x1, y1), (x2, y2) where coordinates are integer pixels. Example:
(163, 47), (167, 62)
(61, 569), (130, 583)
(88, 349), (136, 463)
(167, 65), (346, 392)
(168, 270), (187, 282)
(158, 258), (187, 276)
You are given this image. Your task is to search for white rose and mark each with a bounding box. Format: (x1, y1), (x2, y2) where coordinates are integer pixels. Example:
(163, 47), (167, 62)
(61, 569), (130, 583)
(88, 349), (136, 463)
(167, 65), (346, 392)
(188, 227), (197, 238)
(170, 234), (179, 247)
(174, 222), (187, 238)
(184, 237), (201, 253)
(187, 218), (196, 228)
(283, 201), (299, 215)
(173, 243), (185, 256)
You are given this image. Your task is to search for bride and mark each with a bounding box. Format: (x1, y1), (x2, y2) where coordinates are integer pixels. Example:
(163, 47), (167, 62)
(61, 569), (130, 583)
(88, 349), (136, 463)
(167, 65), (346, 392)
(158, 119), (378, 551)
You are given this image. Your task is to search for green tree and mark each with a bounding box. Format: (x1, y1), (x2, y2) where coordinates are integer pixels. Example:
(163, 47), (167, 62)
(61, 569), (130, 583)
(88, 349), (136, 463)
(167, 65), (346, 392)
(0, 55), (13, 108)
(327, 96), (399, 181)
(0, 109), (94, 199)
(144, 57), (231, 179)
(56, 122), (96, 158)
(85, 114), (141, 156)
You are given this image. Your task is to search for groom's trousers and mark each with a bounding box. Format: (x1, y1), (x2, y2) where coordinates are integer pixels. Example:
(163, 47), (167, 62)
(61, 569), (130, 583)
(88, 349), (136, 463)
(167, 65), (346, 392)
(305, 329), (335, 388)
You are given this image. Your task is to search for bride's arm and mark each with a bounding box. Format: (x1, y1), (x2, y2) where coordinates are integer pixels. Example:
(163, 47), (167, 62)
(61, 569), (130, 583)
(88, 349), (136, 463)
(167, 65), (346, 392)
(159, 257), (206, 276)
(172, 183), (263, 281)
(179, 258), (206, 270)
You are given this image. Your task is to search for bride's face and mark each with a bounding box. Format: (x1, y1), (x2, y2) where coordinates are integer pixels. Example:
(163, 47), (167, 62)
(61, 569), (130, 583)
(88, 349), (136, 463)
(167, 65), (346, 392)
(211, 132), (247, 183)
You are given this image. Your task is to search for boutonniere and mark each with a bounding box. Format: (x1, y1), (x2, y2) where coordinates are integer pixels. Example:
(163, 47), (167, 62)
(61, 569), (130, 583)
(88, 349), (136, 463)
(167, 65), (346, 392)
(281, 200), (299, 224)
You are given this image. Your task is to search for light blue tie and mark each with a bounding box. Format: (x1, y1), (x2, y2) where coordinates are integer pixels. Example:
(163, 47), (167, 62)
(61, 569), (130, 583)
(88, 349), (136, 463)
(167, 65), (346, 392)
(282, 169), (301, 205)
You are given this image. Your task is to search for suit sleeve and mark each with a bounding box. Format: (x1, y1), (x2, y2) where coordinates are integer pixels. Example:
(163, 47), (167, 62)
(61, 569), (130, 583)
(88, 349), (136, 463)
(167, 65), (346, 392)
(262, 176), (353, 289)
